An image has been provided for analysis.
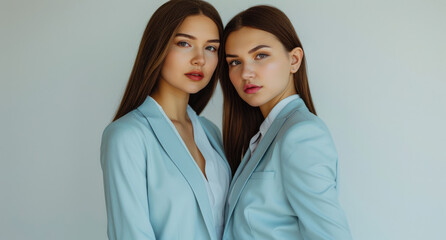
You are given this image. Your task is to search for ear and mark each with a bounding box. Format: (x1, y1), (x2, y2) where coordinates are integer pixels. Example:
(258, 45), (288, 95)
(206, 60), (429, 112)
(289, 47), (303, 73)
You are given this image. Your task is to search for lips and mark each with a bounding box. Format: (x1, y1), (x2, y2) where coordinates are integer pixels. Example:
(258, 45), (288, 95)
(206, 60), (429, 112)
(243, 83), (262, 94)
(185, 71), (204, 81)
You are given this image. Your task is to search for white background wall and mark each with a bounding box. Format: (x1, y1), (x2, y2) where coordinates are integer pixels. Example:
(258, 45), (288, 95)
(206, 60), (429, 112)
(1, 0), (445, 239)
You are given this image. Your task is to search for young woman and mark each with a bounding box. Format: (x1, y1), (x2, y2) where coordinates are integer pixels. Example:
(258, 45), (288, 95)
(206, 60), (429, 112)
(220, 5), (352, 239)
(100, 1), (231, 239)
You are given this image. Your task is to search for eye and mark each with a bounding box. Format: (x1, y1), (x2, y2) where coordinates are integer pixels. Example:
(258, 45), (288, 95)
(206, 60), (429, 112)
(206, 45), (218, 52)
(255, 53), (269, 60)
(228, 60), (241, 66)
(177, 41), (191, 47)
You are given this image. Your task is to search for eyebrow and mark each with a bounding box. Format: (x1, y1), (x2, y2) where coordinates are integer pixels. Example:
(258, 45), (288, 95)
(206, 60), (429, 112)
(175, 33), (220, 43)
(226, 45), (271, 58)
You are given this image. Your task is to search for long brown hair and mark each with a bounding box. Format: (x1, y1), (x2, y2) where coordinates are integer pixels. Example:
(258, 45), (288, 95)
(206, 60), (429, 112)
(221, 5), (317, 173)
(113, 0), (223, 121)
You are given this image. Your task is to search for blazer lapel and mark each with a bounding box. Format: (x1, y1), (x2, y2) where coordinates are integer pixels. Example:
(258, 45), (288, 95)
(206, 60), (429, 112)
(228, 150), (250, 192)
(199, 118), (232, 175)
(224, 149), (250, 221)
(137, 97), (216, 240)
(224, 98), (304, 228)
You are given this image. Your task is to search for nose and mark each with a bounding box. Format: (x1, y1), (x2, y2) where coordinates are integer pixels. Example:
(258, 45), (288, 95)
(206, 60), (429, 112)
(191, 50), (205, 66)
(241, 63), (255, 80)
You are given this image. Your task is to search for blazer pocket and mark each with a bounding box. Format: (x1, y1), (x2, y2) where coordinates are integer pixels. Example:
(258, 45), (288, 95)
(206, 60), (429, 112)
(250, 171), (275, 180)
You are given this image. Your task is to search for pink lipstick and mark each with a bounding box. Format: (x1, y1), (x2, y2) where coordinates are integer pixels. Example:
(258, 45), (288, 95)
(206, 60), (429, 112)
(243, 84), (262, 94)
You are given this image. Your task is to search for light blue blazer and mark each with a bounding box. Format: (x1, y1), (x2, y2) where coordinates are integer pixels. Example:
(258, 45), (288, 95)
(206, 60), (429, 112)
(223, 97), (352, 240)
(100, 97), (231, 240)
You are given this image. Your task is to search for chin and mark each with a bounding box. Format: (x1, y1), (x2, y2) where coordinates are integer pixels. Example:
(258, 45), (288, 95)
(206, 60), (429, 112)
(186, 86), (206, 94)
(187, 82), (210, 93)
(241, 96), (264, 108)
(188, 90), (202, 94)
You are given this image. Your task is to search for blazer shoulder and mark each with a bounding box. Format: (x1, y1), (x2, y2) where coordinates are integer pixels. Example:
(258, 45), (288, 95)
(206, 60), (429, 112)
(102, 110), (153, 145)
(283, 107), (331, 137)
(100, 110), (153, 170)
(278, 108), (337, 161)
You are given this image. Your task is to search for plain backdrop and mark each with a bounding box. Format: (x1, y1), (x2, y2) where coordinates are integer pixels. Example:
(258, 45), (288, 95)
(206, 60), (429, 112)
(1, 0), (445, 239)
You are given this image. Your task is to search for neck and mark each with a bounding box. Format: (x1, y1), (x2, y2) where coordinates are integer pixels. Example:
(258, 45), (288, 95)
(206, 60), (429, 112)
(151, 82), (190, 123)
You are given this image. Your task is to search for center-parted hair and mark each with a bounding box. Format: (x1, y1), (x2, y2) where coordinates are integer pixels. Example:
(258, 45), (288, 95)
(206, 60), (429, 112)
(220, 5), (316, 173)
(113, 0), (223, 121)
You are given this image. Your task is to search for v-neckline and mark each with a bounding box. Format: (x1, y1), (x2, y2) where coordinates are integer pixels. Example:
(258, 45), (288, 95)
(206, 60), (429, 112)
(153, 100), (209, 181)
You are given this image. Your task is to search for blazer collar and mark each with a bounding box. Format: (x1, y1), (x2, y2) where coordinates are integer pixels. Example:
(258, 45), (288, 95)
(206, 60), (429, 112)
(137, 96), (217, 240)
(224, 97), (306, 229)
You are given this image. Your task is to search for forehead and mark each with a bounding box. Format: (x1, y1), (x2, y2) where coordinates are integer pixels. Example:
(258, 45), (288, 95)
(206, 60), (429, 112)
(176, 15), (219, 38)
(225, 27), (281, 53)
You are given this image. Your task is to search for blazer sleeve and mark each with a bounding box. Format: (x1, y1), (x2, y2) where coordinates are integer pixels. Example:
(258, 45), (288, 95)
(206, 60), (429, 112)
(100, 122), (156, 240)
(279, 121), (352, 240)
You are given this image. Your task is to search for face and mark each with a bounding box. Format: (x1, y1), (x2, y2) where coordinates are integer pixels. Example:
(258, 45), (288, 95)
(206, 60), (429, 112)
(159, 15), (220, 95)
(225, 27), (302, 115)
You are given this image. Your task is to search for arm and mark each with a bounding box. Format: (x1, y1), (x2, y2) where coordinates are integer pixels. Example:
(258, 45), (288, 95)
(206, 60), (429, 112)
(280, 121), (352, 240)
(100, 122), (156, 240)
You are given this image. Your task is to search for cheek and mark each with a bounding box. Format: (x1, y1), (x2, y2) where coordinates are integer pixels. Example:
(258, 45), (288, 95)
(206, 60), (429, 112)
(228, 69), (241, 87)
(260, 60), (284, 77)
(206, 54), (219, 71)
(162, 51), (181, 72)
